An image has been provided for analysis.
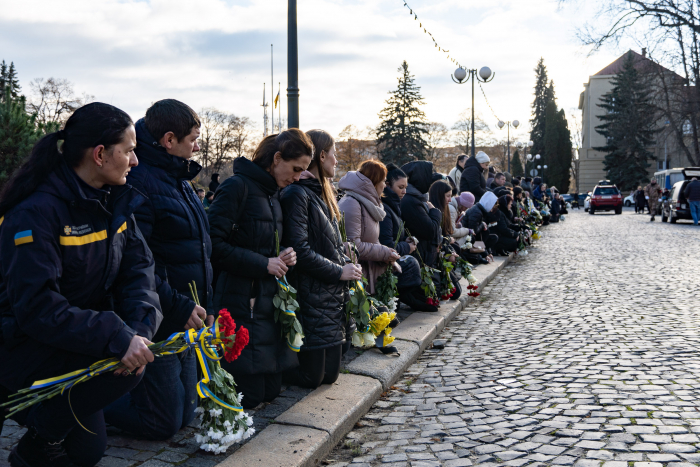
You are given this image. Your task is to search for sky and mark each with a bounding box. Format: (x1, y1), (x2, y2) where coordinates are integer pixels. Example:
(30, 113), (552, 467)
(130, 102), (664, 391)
(0, 0), (629, 144)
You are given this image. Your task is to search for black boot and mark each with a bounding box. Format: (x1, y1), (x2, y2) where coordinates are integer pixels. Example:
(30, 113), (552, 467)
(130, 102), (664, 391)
(9, 427), (76, 467)
(398, 287), (437, 312)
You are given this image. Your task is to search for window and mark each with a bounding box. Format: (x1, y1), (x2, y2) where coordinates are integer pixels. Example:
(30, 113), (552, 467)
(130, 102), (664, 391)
(657, 160), (668, 170)
(683, 120), (693, 135)
(594, 187), (619, 195)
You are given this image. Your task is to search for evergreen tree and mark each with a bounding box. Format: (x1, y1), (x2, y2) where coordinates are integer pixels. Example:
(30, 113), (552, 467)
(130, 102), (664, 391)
(0, 61), (21, 101)
(0, 90), (43, 188)
(511, 148), (524, 177)
(595, 52), (656, 191)
(529, 58), (556, 159)
(543, 104), (573, 193)
(377, 61), (428, 165)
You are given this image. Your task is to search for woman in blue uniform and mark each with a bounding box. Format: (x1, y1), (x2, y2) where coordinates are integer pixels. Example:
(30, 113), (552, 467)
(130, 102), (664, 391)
(0, 103), (162, 467)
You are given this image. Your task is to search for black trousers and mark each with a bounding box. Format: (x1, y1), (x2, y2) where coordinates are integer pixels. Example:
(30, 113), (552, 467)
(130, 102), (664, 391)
(3, 352), (143, 467)
(232, 372), (282, 409)
(284, 344), (342, 389)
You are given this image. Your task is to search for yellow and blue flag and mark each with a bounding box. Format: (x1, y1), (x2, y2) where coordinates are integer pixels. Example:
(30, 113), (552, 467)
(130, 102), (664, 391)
(14, 230), (33, 246)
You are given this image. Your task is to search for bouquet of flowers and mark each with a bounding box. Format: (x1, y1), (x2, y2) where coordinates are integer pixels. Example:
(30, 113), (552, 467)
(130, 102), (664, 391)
(2, 283), (253, 455)
(438, 252), (456, 302)
(454, 256), (476, 284)
(374, 221), (404, 312)
(272, 231), (304, 352)
(367, 306), (397, 350)
(405, 228), (439, 307)
(466, 284), (481, 298)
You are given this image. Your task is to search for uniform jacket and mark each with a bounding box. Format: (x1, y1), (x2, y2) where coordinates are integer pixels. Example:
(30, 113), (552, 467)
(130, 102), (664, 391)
(208, 156), (296, 375)
(0, 162), (161, 390)
(127, 119), (214, 342)
(281, 176), (347, 351)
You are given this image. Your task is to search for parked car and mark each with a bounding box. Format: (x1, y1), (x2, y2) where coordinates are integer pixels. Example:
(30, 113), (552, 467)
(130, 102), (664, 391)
(623, 193), (636, 207)
(662, 168), (700, 223)
(584, 193), (591, 211)
(561, 194), (574, 204)
(589, 183), (622, 215)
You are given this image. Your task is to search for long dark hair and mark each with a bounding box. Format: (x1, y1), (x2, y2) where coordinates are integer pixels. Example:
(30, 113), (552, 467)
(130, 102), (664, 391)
(385, 163), (406, 187)
(0, 102), (133, 218)
(251, 128), (314, 170)
(428, 180), (453, 235)
(306, 129), (340, 220)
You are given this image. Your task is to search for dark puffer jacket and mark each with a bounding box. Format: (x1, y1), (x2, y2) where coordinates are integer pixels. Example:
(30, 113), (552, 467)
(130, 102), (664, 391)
(463, 204), (489, 236)
(208, 157), (297, 375)
(0, 162), (161, 390)
(494, 209), (519, 240)
(127, 119), (213, 342)
(280, 178), (347, 351)
(400, 161), (442, 268)
(459, 155), (487, 201)
(378, 187), (411, 256)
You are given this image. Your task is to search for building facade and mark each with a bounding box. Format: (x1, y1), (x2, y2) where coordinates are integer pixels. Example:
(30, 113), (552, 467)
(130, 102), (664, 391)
(577, 50), (685, 193)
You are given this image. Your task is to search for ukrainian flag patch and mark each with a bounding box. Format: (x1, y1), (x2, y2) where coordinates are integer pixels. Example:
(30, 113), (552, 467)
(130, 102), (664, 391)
(14, 230), (33, 246)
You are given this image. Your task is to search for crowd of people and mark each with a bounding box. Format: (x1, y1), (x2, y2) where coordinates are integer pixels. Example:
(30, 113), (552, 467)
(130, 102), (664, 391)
(0, 100), (562, 467)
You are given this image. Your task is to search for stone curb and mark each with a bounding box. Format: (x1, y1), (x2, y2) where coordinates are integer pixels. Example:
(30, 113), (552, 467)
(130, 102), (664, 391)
(217, 253), (516, 467)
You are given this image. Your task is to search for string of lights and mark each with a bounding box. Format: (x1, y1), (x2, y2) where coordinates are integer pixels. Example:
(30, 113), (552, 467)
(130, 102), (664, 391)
(400, 1), (503, 124)
(478, 81), (501, 122)
(401, 1), (464, 69)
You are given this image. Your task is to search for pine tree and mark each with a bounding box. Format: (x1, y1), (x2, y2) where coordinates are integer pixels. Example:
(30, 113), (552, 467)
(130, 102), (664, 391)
(543, 103), (574, 192)
(0, 61), (21, 102)
(595, 52), (656, 191)
(529, 58), (556, 159)
(377, 61), (428, 165)
(511, 148), (524, 177)
(0, 91), (43, 188)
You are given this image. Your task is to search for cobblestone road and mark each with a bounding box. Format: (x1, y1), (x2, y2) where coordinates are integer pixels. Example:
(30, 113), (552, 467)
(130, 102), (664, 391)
(324, 209), (700, 467)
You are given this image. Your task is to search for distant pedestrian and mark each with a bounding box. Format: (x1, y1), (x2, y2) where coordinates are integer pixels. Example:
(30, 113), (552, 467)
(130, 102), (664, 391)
(196, 188), (205, 202)
(448, 154), (467, 193)
(645, 178), (662, 221)
(459, 151), (490, 201)
(684, 177), (700, 225)
(634, 186), (645, 213)
(203, 191), (214, 209)
(208, 173), (220, 193)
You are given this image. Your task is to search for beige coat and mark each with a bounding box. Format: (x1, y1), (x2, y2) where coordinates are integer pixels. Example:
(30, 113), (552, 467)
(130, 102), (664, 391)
(338, 172), (392, 294)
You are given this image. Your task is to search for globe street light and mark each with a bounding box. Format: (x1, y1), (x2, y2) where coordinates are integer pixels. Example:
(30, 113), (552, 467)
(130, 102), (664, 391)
(498, 120), (519, 173)
(452, 66), (495, 157)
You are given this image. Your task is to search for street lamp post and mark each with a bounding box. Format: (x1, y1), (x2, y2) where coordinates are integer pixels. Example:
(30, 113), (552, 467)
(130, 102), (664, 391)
(516, 141), (533, 176)
(527, 153), (541, 176)
(498, 120), (520, 173)
(287, 0), (299, 129)
(543, 164), (548, 183)
(452, 67), (495, 157)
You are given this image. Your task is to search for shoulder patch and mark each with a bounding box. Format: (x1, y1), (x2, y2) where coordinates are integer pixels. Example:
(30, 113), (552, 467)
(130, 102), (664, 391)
(14, 230), (33, 246)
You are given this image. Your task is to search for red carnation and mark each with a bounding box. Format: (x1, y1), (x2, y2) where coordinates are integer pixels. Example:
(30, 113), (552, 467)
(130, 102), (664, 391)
(217, 309), (236, 337)
(225, 325), (249, 363)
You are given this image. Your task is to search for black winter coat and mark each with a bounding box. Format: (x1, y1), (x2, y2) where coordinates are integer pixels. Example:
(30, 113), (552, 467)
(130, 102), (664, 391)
(127, 119), (214, 342)
(459, 156), (487, 200)
(684, 180), (700, 201)
(464, 204), (490, 236)
(0, 163), (161, 390)
(400, 162), (442, 268)
(208, 157), (296, 375)
(378, 187), (411, 256)
(281, 179), (347, 351)
(494, 210), (519, 240)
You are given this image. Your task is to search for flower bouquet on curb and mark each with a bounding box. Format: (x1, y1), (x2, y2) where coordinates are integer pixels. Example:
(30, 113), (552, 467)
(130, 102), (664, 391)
(454, 256), (476, 285)
(366, 301), (397, 353)
(1, 282), (253, 455)
(272, 231), (304, 352)
(466, 284), (481, 298)
(438, 252), (456, 302)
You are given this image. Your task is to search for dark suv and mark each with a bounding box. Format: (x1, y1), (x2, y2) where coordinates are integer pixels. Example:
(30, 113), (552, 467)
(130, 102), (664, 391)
(589, 182), (622, 215)
(662, 168), (700, 223)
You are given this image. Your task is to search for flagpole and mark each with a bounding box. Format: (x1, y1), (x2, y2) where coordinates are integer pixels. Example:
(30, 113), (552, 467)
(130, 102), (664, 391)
(287, 0), (299, 128)
(279, 82), (282, 131)
(271, 44), (274, 133)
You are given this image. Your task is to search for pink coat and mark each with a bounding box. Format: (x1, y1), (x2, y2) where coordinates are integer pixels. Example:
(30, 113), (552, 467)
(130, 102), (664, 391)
(338, 172), (392, 294)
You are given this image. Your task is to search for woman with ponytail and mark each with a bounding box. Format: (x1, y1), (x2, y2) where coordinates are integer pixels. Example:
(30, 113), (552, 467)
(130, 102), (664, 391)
(280, 130), (362, 388)
(0, 103), (162, 467)
(208, 129), (313, 407)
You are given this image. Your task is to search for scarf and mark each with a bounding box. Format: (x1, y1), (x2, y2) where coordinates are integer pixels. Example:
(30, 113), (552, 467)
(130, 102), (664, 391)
(346, 190), (386, 222)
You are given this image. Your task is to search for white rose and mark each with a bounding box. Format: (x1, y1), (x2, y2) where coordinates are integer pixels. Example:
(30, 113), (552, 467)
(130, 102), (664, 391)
(292, 332), (304, 348)
(352, 332), (364, 347)
(362, 332), (376, 347)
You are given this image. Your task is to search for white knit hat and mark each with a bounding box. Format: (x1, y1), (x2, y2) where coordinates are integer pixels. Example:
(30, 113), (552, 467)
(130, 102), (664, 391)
(475, 151), (490, 164)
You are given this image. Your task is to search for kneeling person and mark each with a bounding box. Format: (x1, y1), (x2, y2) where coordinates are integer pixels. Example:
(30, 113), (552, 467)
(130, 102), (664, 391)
(104, 99), (215, 440)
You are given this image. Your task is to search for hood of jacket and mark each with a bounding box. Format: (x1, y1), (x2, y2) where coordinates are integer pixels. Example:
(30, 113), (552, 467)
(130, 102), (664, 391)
(296, 176), (323, 197)
(382, 186), (402, 216)
(479, 191), (498, 212)
(338, 171), (382, 205)
(406, 183), (428, 202)
(401, 161), (433, 194)
(233, 156), (279, 196)
(134, 118), (202, 181)
(464, 155), (484, 174)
